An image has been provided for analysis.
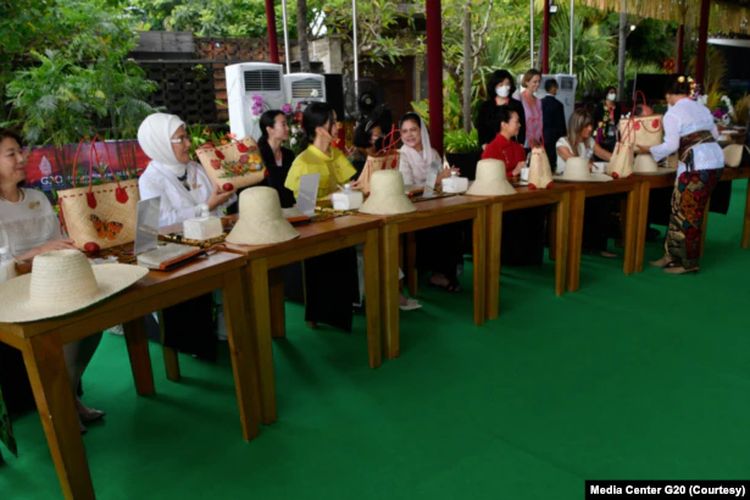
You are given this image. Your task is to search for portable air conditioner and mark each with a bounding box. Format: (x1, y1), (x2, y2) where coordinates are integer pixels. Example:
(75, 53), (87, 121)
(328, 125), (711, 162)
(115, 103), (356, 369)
(225, 62), (285, 140)
(537, 74), (578, 125)
(283, 73), (326, 109)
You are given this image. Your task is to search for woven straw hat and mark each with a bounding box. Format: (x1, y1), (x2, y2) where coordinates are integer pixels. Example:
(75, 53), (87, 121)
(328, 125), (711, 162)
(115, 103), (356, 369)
(466, 159), (516, 196)
(553, 157), (613, 182)
(0, 249), (148, 323)
(226, 187), (300, 245)
(724, 144), (748, 168)
(633, 153), (676, 175)
(359, 170), (416, 215)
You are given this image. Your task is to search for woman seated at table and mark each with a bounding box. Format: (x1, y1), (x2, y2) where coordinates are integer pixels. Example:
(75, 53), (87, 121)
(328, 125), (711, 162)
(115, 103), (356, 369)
(284, 102), (360, 330)
(481, 107), (545, 266)
(481, 106), (526, 178)
(639, 74), (724, 274)
(351, 111), (386, 174)
(556, 109), (618, 258)
(399, 112), (463, 292)
(0, 128), (103, 432)
(137, 113), (236, 359)
(258, 109), (295, 209)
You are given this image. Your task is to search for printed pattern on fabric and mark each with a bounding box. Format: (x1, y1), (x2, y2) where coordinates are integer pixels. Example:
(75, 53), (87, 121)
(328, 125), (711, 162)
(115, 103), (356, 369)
(0, 387), (17, 459)
(665, 168), (723, 269)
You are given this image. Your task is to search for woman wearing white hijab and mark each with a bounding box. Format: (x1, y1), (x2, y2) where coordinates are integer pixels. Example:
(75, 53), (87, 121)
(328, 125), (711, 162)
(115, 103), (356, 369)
(137, 113), (235, 226)
(397, 113), (463, 292)
(137, 113), (232, 360)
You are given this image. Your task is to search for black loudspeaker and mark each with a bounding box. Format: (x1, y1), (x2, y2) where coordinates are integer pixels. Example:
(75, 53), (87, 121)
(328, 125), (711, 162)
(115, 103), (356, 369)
(324, 73), (345, 120)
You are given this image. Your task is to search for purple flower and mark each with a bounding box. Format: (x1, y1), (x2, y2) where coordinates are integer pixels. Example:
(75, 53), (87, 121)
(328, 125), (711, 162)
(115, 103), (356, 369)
(282, 103), (292, 114)
(712, 109), (724, 118)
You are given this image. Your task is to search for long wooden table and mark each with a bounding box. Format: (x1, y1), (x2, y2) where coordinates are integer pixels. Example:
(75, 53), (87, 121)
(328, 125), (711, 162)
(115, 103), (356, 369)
(223, 214), (382, 424)
(359, 195), (488, 359)
(633, 166), (750, 272)
(564, 176), (641, 292)
(482, 185), (571, 320)
(0, 251), (261, 500)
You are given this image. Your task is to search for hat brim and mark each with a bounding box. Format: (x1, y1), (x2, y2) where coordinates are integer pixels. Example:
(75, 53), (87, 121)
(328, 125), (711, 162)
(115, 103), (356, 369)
(359, 195), (416, 215)
(466, 180), (516, 197)
(226, 218), (300, 245)
(552, 173), (613, 182)
(0, 263), (149, 323)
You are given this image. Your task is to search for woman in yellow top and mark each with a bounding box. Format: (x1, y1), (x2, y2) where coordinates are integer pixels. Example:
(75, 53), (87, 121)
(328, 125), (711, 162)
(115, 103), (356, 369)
(285, 102), (356, 199)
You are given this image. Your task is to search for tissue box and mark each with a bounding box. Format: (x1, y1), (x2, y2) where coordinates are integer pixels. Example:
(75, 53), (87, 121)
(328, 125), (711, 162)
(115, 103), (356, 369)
(183, 216), (223, 241)
(332, 190), (364, 210)
(441, 176), (469, 194)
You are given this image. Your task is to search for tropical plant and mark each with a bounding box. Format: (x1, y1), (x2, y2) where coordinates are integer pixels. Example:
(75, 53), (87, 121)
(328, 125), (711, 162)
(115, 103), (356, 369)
(444, 128), (479, 153)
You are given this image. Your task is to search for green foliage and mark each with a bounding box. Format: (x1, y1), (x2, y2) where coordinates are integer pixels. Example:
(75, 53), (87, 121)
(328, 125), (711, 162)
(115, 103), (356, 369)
(410, 86), (464, 133)
(444, 128), (479, 153)
(549, 7), (616, 98)
(2, 0), (156, 145)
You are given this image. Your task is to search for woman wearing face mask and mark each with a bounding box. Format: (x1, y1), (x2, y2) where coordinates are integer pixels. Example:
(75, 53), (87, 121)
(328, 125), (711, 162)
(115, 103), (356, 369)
(516, 69), (544, 149)
(593, 86), (621, 155)
(638, 75), (724, 274)
(285, 102), (360, 330)
(476, 69), (526, 149)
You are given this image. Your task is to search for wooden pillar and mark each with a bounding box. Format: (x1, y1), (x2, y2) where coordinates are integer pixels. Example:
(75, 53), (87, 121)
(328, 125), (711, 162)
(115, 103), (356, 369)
(426, 0), (444, 155)
(541, 0), (551, 74)
(676, 23), (685, 74)
(265, 0), (280, 63)
(695, 0), (710, 87)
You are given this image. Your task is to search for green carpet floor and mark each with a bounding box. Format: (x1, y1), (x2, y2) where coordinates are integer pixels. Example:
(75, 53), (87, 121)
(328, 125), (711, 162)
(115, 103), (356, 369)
(2, 183), (750, 499)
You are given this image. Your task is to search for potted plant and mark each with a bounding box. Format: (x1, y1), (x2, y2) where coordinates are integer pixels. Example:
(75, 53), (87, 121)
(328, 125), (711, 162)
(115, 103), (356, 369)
(444, 128), (481, 180)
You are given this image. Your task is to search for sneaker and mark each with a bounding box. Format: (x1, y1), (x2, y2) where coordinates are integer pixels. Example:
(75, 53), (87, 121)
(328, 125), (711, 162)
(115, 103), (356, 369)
(399, 298), (422, 311)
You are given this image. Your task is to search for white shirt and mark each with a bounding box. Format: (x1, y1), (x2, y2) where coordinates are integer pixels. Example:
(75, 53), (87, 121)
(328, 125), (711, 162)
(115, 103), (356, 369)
(0, 188), (62, 257)
(555, 136), (595, 174)
(138, 160), (236, 227)
(649, 98), (723, 175)
(398, 145), (442, 187)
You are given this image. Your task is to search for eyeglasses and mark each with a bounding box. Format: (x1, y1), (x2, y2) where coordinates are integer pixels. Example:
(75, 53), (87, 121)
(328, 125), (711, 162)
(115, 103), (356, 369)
(169, 136), (190, 144)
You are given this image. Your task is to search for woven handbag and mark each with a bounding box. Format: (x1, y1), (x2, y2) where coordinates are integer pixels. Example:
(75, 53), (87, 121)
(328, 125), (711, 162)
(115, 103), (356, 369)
(357, 151), (400, 194)
(527, 145), (554, 189)
(195, 137), (266, 192)
(57, 138), (140, 252)
(606, 141), (634, 178)
(617, 92), (664, 148)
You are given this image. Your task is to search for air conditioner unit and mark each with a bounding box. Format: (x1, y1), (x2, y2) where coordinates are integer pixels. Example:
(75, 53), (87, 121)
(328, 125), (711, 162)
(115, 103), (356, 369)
(283, 73), (326, 110)
(225, 62), (285, 140)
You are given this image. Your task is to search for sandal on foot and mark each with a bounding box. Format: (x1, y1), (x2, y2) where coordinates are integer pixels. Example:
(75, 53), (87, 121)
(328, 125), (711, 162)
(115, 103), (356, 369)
(428, 278), (461, 293)
(649, 255), (673, 268)
(663, 262), (699, 274)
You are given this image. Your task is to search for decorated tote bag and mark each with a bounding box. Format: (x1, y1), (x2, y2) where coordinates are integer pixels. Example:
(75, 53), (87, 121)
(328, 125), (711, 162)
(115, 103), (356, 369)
(57, 138), (140, 252)
(617, 92), (664, 148)
(527, 144), (554, 189)
(606, 141), (634, 179)
(356, 126), (401, 194)
(195, 137), (265, 192)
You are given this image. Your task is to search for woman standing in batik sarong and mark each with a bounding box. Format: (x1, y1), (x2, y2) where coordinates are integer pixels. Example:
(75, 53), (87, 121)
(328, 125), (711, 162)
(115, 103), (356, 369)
(641, 75), (724, 274)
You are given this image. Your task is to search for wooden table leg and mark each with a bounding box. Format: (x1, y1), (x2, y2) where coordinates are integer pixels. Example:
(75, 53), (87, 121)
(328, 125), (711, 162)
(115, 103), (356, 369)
(634, 180), (651, 273)
(363, 228), (382, 368)
(380, 223), (401, 359)
(157, 310), (180, 382)
(406, 232), (418, 297)
(22, 335), (94, 500)
(245, 259), (276, 424)
(223, 271), (262, 440)
(623, 186), (639, 275)
(269, 268), (286, 339)
(555, 192), (570, 296)
(567, 189), (586, 292)
(472, 207), (486, 326)
(743, 179), (750, 249)
(122, 318), (155, 396)
(485, 202), (502, 320)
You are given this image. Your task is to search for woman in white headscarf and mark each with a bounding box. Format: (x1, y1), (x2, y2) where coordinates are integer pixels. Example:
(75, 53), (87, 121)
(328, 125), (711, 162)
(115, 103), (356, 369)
(397, 113), (464, 292)
(137, 113), (233, 360)
(137, 113), (235, 226)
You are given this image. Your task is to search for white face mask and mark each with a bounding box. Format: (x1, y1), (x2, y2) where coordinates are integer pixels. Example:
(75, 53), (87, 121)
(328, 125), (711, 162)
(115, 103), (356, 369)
(496, 85), (510, 98)
(607, 92), (617, 102)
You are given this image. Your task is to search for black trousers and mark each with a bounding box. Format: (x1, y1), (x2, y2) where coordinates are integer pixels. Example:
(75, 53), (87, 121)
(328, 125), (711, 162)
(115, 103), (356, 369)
(415, 224), (464, 282)
(303, 247), (359, 332)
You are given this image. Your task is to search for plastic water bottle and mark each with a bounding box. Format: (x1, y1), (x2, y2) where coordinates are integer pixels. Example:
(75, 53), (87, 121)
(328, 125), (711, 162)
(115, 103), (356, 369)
(0, 246), (16, 283)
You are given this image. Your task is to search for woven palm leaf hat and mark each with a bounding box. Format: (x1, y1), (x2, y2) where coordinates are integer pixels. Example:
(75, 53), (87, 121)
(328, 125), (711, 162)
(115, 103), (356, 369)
(466, 159), (516, 196)
(226, 186), (300, 245)
(0, 249), (148, 323)
(553, 157), (613, 182)
(359, 169), (416, 215)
